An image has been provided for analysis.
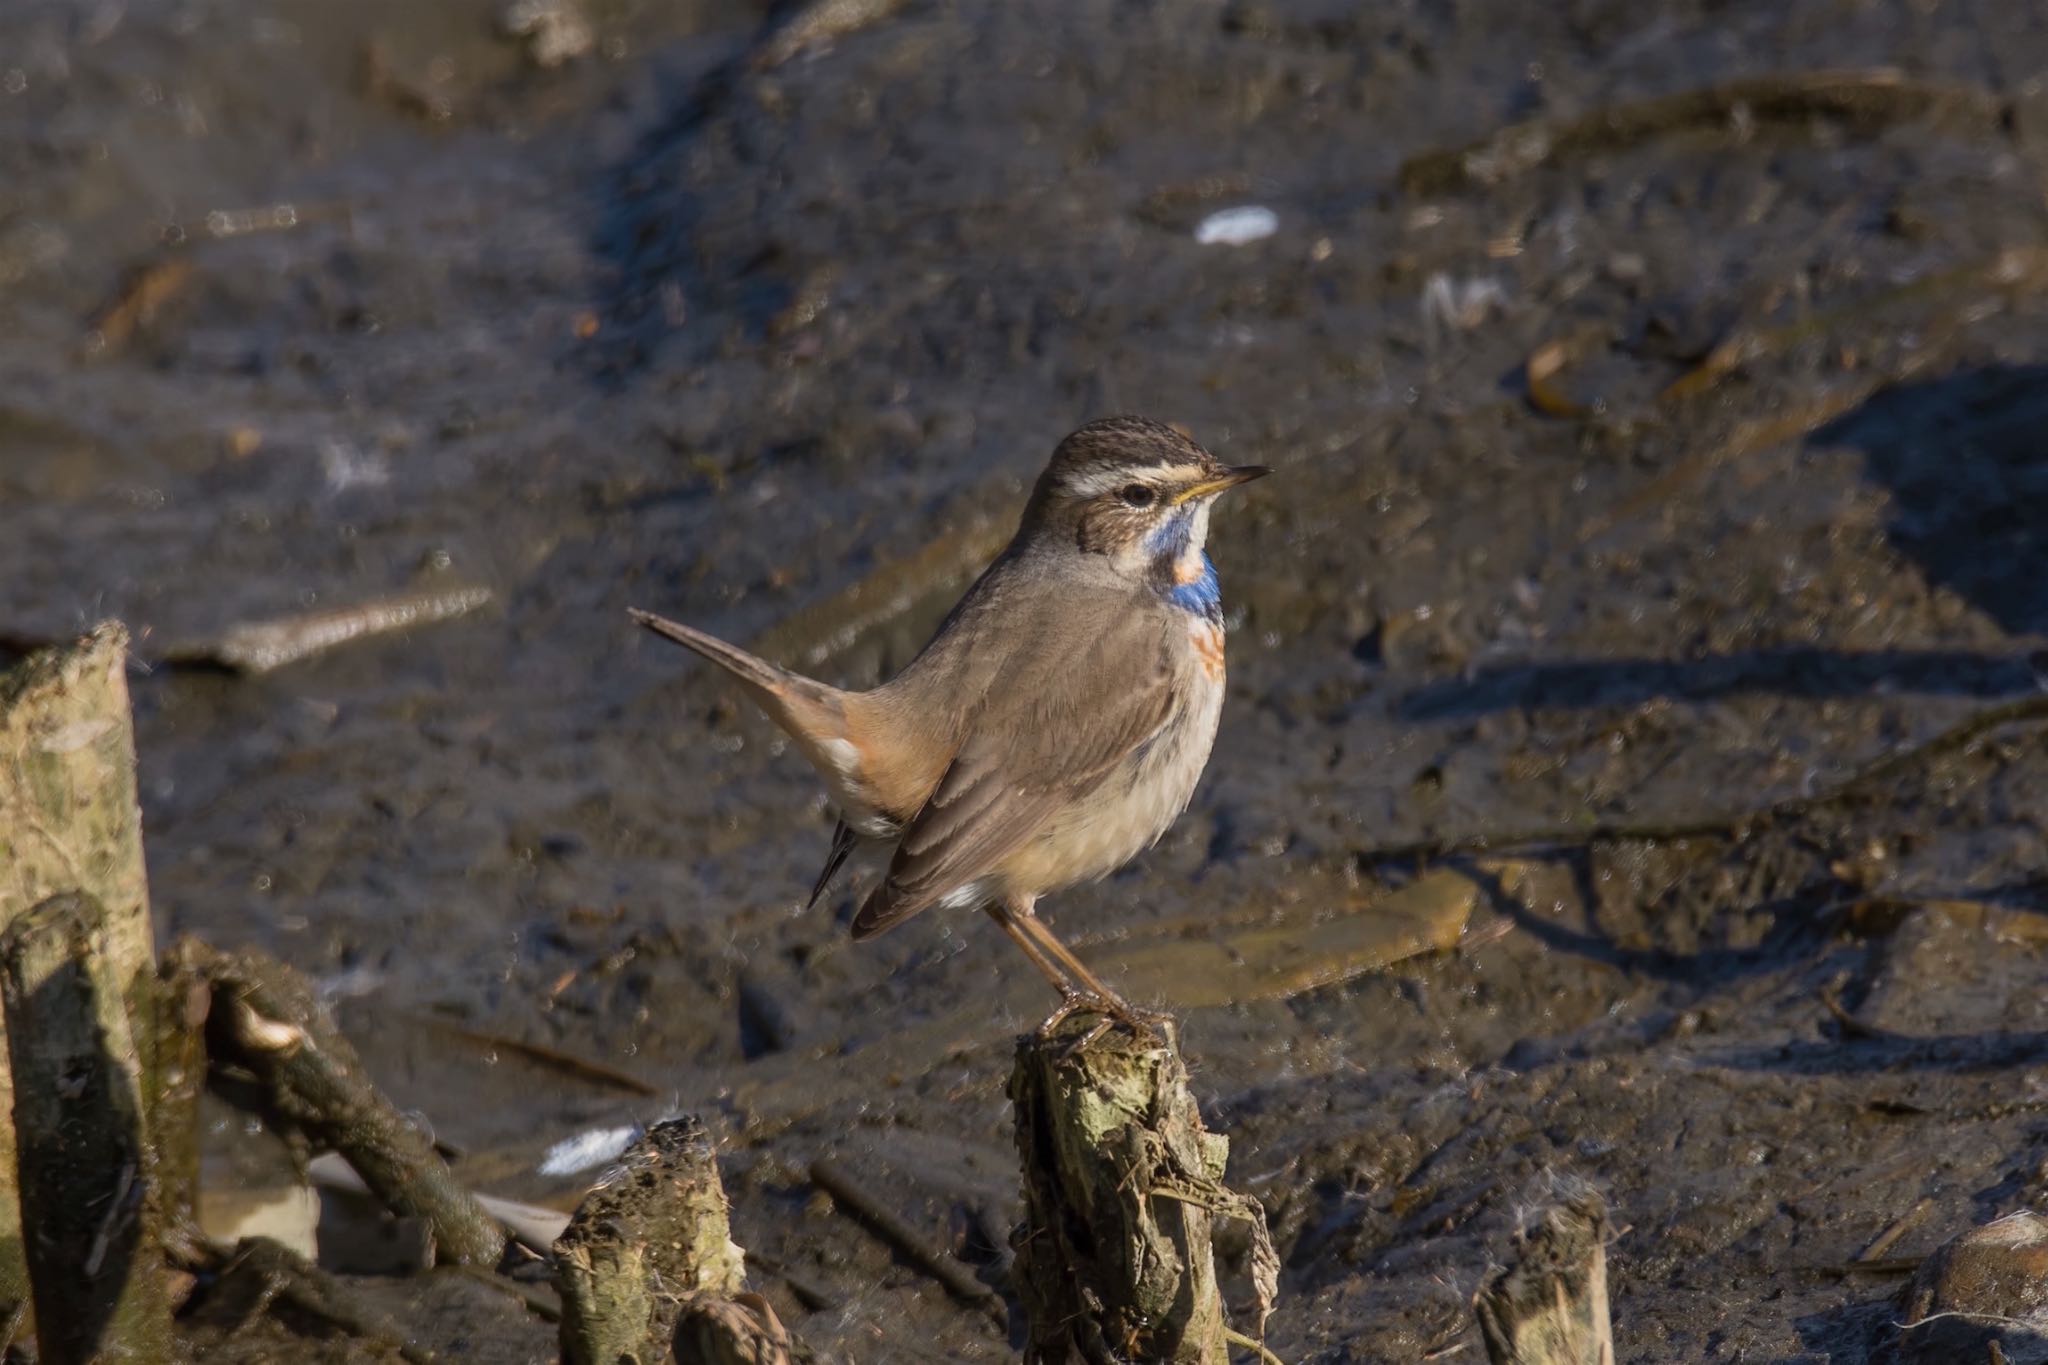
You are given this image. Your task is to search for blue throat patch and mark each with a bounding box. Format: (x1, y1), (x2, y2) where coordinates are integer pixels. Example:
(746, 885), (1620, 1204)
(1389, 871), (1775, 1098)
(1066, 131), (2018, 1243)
(1147, 509), (1222, 618)
(1165, 554), (1222, 617)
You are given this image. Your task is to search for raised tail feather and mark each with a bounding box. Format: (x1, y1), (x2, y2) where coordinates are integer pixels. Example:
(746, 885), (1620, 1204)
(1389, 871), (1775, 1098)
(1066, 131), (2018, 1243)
(630, 608), (800, 696)
(629, 607), (849, 746)
(633, 608), (868, 910)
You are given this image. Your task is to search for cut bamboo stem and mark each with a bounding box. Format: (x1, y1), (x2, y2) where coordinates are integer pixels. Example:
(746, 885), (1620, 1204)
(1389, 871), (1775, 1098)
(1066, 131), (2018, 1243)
(1475, 1187), (1615, 1365)
(0, 624), (191, 1317)
(1008, 1013), (1278, 1364)
(0, 892), (173, 1364)
(555, 1116), (749, 1365)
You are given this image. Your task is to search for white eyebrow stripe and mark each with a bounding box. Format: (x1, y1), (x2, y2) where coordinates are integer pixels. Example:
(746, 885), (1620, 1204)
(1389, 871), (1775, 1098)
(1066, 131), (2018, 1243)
(1066, 468), (1132, 497)
(1064, 463), (1207, 497)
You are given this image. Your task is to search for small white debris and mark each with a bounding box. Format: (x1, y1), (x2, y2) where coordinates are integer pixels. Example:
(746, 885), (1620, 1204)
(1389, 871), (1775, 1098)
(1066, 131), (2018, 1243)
(1194, 206), (1278, 247)
(314, 964), (384, 1001)
(319, 438), (390, 492)
(539, 1124), (641, 1177)
(498, 0), (595, 67)
(1419, 272), (1508, 343)
(206, 204), (300, 239)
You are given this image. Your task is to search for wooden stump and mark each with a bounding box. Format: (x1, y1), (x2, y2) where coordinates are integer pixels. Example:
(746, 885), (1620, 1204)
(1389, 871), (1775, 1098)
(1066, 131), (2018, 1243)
(555, 1116), (749, 1365)
(0, 626), (196, 1318)
(1896, 1211), (2048, 1362)
(1475, 1187), (1615, 1365)
(1009, 1014), (1277, 1364)
(672, 1290), (797, 1365)
(0, 893), (173, 1363)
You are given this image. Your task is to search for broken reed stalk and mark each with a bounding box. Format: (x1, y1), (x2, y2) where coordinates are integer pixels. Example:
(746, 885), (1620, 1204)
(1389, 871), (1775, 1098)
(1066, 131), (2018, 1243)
(194, 944), (505, 1266)
(555, 1116), (749, 1365)
(0, 893), (173, 1364)
(809, 1155), (1004, 1319)
(1475, 1187), (1615, 1365)
(1009, 1012), (1277, 1364)
(0, 625), (199, 1321)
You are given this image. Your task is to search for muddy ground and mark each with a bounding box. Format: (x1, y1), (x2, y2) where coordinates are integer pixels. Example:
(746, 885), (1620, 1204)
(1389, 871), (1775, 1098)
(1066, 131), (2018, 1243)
(6, 0), (2048, 1359)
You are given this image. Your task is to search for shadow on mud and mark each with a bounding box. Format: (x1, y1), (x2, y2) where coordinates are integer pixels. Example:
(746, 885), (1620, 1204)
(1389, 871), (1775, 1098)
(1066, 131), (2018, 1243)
(578, 42), (772, 386)
(1704, 1030), (2048, 1075)
(1793, 1302), (1896, 1363)
(1402, 646), (2047, 720)
(1453, 861), (1839, 996)
(1402, 364), (2048, 721)
(1825, 363), (2048, 637)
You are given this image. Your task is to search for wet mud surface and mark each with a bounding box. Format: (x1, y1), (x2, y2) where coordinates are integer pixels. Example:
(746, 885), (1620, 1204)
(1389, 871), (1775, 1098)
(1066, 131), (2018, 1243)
(6, 0), (2048, 1359)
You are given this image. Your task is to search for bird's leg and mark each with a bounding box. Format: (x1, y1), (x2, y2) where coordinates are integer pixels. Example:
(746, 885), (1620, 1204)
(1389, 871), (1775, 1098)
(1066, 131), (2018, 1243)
(982, 899), (1085, 1026)
(1010, 902), (1127, 1007)
(1005, 895), (1164, 1039)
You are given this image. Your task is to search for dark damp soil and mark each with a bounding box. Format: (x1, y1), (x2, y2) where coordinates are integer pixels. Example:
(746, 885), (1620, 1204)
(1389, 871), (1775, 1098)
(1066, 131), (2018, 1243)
(7, 0), (2048, 1359)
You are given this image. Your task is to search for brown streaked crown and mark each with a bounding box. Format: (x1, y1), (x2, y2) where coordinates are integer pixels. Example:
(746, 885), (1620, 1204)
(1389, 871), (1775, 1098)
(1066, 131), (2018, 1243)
(1022, 417), (1228, 555)
(1034, 416), (1220, 502)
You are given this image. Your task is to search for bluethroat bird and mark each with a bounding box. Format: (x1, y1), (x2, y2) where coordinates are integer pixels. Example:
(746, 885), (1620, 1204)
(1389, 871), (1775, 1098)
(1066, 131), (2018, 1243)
(630, 416), (1268, 1029)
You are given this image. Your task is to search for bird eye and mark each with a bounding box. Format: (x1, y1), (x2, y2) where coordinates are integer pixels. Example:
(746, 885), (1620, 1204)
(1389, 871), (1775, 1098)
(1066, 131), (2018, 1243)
(1118, 483), (1156, 508)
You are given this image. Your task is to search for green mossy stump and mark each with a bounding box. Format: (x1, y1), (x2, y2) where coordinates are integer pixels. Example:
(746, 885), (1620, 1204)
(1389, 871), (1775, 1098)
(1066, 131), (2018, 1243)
(1475, 1187), (1615, 1365)
(556, 1116), (750, 1365)
(1009, 1014), (1277, 1364)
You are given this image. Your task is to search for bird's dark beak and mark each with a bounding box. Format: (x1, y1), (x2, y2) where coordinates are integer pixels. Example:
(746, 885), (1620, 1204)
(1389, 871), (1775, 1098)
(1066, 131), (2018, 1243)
(1171, 465), (1272, 505)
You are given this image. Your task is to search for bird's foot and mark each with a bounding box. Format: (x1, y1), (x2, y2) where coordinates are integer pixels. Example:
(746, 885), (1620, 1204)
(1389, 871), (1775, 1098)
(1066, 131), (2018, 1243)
(1035, 990), (1171, 1052)
(1034, 990), (1093, 1038)
(1103, 997), (1173, 1048)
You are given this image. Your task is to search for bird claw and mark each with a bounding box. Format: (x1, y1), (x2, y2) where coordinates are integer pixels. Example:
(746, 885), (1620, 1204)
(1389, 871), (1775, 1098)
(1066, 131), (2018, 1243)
(1035, 991), (1171, 1053)
(1107, 1001), (1173, 1047)
(1035, 992), (1091, 1037)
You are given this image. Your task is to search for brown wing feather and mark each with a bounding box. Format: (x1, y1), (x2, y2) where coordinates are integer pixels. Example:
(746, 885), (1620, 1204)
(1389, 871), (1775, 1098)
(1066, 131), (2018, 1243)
(850, 613), (1177, 939)
(850, 755), (1060, 939)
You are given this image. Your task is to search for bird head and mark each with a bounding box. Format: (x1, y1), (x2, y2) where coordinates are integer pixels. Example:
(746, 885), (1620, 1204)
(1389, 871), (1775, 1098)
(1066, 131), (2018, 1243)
(1024, 416), (1269, 579)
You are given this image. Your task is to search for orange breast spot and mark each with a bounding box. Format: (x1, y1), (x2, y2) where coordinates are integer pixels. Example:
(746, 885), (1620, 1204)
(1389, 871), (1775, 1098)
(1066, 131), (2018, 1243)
(1173, 553), (1205, 585)
(1190, 621), (1225, 680)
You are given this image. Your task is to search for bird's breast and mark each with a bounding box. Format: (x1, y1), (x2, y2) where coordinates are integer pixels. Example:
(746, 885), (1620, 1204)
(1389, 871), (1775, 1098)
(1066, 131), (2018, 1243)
(998, 636), (1226, 897)
(1187, 616), (1225, 682)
